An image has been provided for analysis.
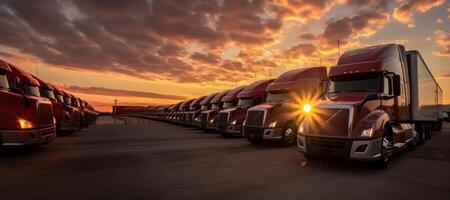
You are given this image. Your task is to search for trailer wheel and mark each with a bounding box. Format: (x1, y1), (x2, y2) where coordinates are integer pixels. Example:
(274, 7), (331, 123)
(375, 128), (393, 169)
(436, 121), (442, 131)
(280, 123), (297, 146)
(416, 123), (425, 145)
(425, 123), (432, 140)
(0, 135), (3, 151)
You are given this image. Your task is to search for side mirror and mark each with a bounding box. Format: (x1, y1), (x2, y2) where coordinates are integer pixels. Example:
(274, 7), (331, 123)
(393, 75), (401, 96)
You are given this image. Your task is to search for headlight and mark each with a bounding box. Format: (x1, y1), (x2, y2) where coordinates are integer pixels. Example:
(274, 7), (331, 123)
(209, 119), (215, 123)
(268, 120), (277, 128)
(18, 118), (34, 129)
(360, 125), (374, 137)
(298, 122), (305, 134)
(231, 120), (236, 125)
(302, 104), (312, 113)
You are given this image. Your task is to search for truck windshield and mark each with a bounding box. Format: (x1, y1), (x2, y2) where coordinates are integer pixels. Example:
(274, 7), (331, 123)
(238, 98), (253, 106)
(211, 103), (220, 109)
(56, 94), (64, 103)
(266, 91), (292, 102)
(41, 89), (56, 100)
(23, 84), (41, 96)
(201, 105), (209, 110)
(0, 73), (9, 89)
(64, 97), (72, 105)
(223, 101), (234, 109)
(327, 73), (382, 94)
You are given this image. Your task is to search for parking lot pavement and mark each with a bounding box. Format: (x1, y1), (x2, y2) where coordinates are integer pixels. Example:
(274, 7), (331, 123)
(1, 116), (450, 200)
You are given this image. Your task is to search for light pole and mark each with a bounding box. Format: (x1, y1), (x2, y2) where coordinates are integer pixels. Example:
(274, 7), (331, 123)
(114, 99), (118, 117)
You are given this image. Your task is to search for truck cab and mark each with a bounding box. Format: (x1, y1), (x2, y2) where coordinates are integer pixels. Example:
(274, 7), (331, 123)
(217, 79), (274, 137)
(196, 93), (219, 129)
(62, 91), (82, 131)
(0, 60), (56, 147)
(297, 44), (440, 168)
(202, 90), (231, 132)
(178, 99), (195, 125)
(50, 84), (80, 133)
(187, 96), (206, 126)
(243, 67), (328, 146)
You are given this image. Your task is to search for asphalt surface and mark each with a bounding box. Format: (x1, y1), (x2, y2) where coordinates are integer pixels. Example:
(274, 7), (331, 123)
(1, 116), (450, 200)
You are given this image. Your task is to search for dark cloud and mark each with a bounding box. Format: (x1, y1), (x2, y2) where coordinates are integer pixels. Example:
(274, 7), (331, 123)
(0, 0), (289, 83)
(393, 0), (445, 27)
(285, 43), (318, 58)
(318, 0), (389, 48)
(65, 85), (187, 100)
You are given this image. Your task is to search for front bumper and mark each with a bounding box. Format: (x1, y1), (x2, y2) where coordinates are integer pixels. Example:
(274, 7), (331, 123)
(205, 122), (217, 131)
(0, 125), (56, 146)
(217, 124), (242, 135)
(60, 120), (80, 132)
(243, 127), (283, 140)
(297, 135), (383, 161)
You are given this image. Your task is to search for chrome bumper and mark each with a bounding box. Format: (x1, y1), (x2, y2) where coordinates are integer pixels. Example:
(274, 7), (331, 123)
(297, 135), (382, 161)
(218, 124), (242, 135)
(243, 127), (283, 140)
(0, 125), (56, 146)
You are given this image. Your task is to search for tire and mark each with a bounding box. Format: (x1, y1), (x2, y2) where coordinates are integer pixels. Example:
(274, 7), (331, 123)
(375, 128), (393, 169)
(436, 121), (442, 131)
(416, 123), (426, 145)
(247, 137), (262, 144)
(425, 123), (432, 140)
(0, 135), (3, 152)
(280, 123), (298, 146)
(408, 128), (419, 150)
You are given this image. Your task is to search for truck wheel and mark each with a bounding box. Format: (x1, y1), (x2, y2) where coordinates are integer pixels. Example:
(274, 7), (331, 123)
(375, 128), (393, 169)
(408, 128), (419, 151)
(436, 121), (442, 131)
(280, 123), (297, 146)
(247, 137), (262, 145)
(416, 123), (425, 145)
(425, 123), (432, 140)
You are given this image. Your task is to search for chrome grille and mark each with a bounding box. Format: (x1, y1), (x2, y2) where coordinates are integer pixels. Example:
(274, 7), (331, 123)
(37, 103), (53, 128)
(308, 108), (350, 137)
(246, 110), (265, 127)
(200, 113), (208, 126)
(218, 112), (229, 129)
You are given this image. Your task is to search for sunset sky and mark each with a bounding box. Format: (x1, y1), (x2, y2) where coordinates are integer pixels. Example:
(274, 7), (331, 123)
(0, 0), (449, 112)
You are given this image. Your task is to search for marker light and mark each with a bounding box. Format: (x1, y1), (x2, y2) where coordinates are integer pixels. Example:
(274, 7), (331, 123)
(302, 104), (312, 113)
(18, 118), (34, 129)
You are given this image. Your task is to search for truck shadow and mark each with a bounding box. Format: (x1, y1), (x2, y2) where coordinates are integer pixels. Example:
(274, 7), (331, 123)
(0, 146), (48, 159)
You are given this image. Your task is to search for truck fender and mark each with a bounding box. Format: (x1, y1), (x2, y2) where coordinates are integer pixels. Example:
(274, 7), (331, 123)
(353, 110), (390, 138)
(0, 109), (21, 129)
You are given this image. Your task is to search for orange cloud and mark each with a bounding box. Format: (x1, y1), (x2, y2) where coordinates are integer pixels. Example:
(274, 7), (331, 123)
(431, 29), (450, 57)
(394, 0), (445, 28)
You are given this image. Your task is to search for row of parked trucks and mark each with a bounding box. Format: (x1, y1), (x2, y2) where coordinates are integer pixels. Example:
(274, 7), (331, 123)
(121, 44), (446, 168)
(0, 59), (98, 148)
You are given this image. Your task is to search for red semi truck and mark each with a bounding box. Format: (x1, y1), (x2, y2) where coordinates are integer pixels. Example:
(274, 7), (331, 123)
(0, 60), (56, 147)
(177, 99), (195, 125)
(50, 84), (81, 133)
(243, 67), (328, 146)
(186, 96), (206, 126)
(297, 44), (443, 168)
(196, 93), (219, 129)
(217, 79), (274, 137)
(202, 89), (234, 132)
